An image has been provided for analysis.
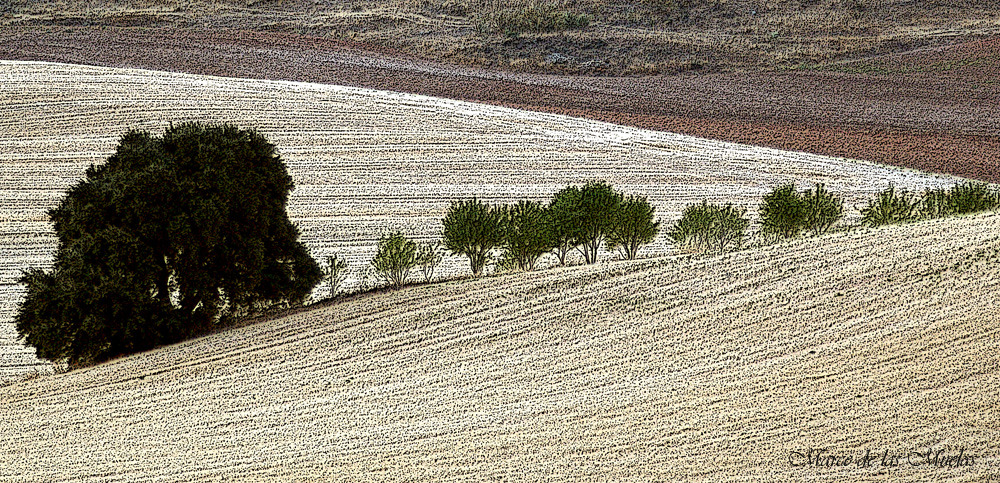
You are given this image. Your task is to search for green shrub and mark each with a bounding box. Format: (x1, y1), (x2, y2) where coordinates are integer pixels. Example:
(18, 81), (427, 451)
(415, 240), (444, 283)
(919, 182), (999, 219)
(475, 2), (590, 36)
(442, 198), (505, 276)
(547, 181), (622, 265)
(372, 232), (418, 289)
(547, 185), (581, 266)
(860, 185), (920, 227)
(943, 182), (999, 215)
(502, 200), (554, 271)
(919, 187), (950, 219)
(760, 183), (807, 239)
(607, 194), (660, 260)
(668, 201), (748, 254)
(801, 183), (844, 236)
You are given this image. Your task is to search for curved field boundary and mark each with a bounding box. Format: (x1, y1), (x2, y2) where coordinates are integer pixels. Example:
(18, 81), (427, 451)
(1, 28), (998, 181)
(0, 60), (967, 379)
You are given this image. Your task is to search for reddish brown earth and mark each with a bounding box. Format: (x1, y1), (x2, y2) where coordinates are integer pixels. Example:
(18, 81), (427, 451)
(3, 27), (999, 182)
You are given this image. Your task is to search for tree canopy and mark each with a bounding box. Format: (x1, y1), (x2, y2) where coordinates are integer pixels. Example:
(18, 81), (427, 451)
(442, 198), (504, 276)
(607, 194), (660, 260)
(549, 181), (622, 264)
(15, 122), (322, 367)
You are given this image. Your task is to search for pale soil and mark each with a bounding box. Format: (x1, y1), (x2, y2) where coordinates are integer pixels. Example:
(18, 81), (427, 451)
(0, 61), (968, 379)
(1, 209), (998, 481)
(2, 28), (998, 182)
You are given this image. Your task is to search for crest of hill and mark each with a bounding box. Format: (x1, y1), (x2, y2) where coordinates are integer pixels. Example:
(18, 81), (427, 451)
(2, 211), (999, 481)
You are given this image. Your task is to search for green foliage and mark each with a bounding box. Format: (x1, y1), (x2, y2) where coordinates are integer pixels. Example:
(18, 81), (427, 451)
(760, 183), (807, 240)
(919, 182), (999, 219)
(939, 182), (999, 215)
(668, 200), (748, 254)
(547, 185), (582, 266)
(415, 240), (444, 283)
(860, 185), (920, 227)
(372, 232), (418, 289)
(501, 200), (555, 271)
(574, 181), (623, 264)
(15, 122), (322, 368)
(442, 198), (505, 276)
(918, 187), (950, 220)
(474, 2), (590, 36)
(546, 181), (624, 264)
(324, 254), (348, 299)
(607, 195), (660, 260)
(801, 183), (844, 236)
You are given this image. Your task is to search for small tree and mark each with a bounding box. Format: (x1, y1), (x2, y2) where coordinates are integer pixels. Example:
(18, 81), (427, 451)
(371, 232), (417, 289)
(502, 200), (555, 271)
(607, 194), (660, 260)
(574, 181), (622, 264)
(442, 198), (505, 276)
(801, 183), (844, 236)
(943, 181), (1000, 215)
(547, 185), (582, 266)
(668, 201), (748, 254)
(324, 254), (348, 299)
(760, 183), (807, 240)
(415, 240), (444, 283)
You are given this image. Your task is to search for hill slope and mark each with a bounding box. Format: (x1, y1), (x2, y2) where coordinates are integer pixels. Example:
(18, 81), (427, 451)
(0, 60), (965, 379)
(2, 212), (999, 481)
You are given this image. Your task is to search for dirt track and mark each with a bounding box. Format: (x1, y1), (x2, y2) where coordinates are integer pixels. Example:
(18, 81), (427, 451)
(2, 27), (999, 182)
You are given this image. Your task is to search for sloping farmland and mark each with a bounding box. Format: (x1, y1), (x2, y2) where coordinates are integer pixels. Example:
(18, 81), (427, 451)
(1, 211), (998, 481)
(0, 60), (964, 378)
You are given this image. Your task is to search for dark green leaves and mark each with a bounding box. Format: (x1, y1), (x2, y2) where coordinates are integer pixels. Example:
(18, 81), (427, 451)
(15, 122), (322, 368)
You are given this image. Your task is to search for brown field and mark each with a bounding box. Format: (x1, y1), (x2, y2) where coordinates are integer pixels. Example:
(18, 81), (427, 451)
(2, 27), (998, 184)
(1, 209), (998, 481)
(0, 60), (967, 380)
(3, 0), (999, 73)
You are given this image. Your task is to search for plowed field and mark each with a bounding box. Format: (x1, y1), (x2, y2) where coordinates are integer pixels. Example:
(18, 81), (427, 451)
(0, 61), (965, 380)
(2, 28), (998, 181)
(2, 209), (998, 481)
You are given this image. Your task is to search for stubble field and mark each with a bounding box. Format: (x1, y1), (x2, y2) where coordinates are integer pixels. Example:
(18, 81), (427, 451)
(0, 60), (967, 380)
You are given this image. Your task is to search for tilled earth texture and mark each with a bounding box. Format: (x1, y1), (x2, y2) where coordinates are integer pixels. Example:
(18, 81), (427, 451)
(2, 210), (999, 481)
(1, 27), (999, 182)
(0, 61), (965, 380)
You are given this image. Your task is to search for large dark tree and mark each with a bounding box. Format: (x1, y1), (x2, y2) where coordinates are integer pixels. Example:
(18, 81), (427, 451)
(15, 122), (322, 368)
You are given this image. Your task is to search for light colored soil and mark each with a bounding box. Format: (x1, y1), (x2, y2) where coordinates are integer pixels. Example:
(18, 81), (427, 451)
(0, 60), (970, 379)
(2, 207), (998, 481)
(2, 28), (998, 182)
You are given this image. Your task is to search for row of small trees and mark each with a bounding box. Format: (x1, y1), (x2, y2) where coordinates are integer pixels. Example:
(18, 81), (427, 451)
(668, 181), (1000, 256)
(342, 181), (661, 293)
(668, 183), (845, 254)
(443, 182), (660, 274)
(859, 182), (1000, 226)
